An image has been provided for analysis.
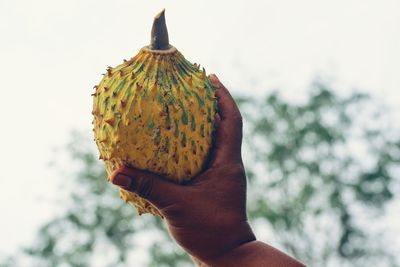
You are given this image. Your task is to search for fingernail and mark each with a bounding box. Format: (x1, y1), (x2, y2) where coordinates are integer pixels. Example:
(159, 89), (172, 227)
(112, 173), (132, 188)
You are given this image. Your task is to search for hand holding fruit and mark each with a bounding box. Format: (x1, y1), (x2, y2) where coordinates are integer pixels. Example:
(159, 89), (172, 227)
(94, 10), (304, 266)
(111, 76), (305, 267)
(111, 75), (254, 262)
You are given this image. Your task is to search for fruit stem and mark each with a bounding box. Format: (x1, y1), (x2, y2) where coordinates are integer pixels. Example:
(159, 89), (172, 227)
(150, 9), (170, 50)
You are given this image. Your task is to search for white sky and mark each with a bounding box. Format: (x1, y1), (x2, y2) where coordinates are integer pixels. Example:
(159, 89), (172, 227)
(0, 0), (399, 259)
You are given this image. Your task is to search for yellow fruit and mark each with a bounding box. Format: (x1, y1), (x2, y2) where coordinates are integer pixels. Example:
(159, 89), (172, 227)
(92, 10), (217, 216)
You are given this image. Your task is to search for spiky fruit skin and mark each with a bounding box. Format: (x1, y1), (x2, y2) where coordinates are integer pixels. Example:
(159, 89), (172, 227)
(92, 46), (217, 216)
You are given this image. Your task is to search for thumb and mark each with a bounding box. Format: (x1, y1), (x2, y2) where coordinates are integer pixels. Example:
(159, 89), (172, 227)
(111, 166), (184, 209)
(208, 74), (243, 166)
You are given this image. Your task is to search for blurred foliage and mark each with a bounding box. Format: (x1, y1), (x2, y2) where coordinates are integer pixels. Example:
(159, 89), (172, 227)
(2, 82), (399, 267)
(21, 132), (191, 267)
(239, 81), (400, 266)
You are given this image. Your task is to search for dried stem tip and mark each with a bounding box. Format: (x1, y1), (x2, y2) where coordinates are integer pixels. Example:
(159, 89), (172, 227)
(150, 9), (170, 50)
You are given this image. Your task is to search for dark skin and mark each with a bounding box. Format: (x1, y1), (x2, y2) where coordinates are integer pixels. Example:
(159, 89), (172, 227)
(111, 74), (305, 267)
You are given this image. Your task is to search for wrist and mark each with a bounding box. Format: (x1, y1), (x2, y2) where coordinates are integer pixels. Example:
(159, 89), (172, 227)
(191, 241), (255, 267)
(205, 241), (305, 267)
(204, 240), (256, 267)
(193, 221), (255, 266)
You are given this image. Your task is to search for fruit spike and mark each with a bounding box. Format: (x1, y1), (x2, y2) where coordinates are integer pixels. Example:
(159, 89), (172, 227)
(150, 9), (170, 50)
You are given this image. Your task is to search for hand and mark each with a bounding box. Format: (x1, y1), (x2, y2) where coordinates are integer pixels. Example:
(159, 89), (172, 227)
(110, 75), (305, 267)
(111, 74), (255, 263)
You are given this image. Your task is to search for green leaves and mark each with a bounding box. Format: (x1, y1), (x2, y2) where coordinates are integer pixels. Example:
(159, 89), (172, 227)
(241, 83), (399, 266)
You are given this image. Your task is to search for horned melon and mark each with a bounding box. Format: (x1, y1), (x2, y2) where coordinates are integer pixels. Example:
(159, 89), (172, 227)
(92, 10), (217, 216)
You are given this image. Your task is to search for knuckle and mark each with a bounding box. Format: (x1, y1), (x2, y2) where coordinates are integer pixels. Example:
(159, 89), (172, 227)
(162, 202), (184, 219)
(136, 175), (154, 199)
(218, 163), (245, 177)
(231, 163), (246, 176)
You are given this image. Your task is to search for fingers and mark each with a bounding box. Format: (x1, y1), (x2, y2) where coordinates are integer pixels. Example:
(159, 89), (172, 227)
(209, 74), (243, 166)
(111, 166), (184, 209)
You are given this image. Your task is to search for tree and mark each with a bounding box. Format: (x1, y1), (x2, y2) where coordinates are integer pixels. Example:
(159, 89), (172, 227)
(240, 81), (400, 267)
(2, 81), (399, 266)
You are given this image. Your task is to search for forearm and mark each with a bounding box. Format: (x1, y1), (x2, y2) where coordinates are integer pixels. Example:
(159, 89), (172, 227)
(197, 241), (305, 267)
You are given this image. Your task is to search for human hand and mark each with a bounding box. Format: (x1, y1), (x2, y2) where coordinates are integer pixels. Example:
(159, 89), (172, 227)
(110, 75), (305, 267)
(110, 74), (255, 264)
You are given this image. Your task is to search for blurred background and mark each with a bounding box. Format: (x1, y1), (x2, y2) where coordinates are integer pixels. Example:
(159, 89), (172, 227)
(1, 0), (400, 266)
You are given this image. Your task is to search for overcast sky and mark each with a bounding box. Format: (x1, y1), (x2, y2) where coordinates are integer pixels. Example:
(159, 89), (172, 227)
(0, 0), (399, 259)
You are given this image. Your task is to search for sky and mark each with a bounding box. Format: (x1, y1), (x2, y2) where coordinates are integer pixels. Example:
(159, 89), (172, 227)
(0, 0), (400, 260)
